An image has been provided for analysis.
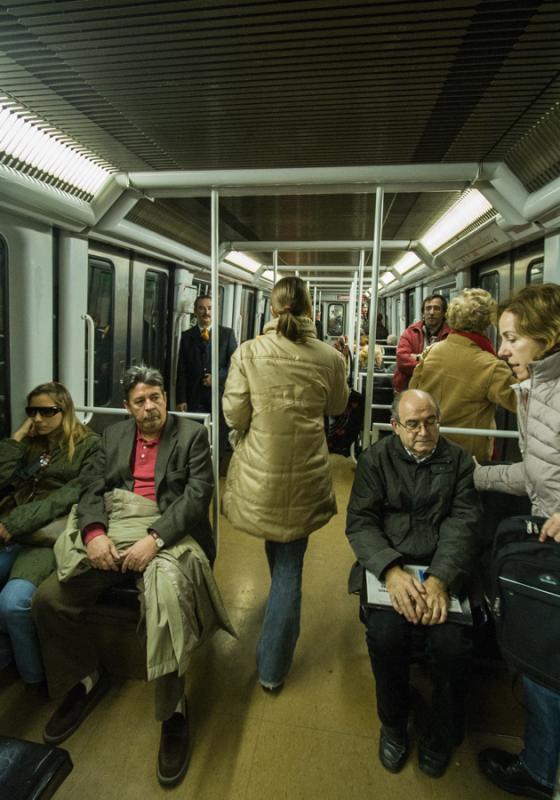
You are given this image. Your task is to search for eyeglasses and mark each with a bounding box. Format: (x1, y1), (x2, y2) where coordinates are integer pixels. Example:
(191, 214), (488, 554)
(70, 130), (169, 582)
(395, 416), (439, 432)
(25, 406), (62, 418)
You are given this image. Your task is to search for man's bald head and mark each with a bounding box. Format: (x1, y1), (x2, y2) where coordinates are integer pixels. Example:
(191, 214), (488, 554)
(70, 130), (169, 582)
(391, 390), (440, 458)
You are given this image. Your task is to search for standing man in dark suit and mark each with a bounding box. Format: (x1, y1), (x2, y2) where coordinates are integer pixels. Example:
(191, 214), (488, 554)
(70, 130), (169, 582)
(32, 366), (219, 787)
(176, 294), (237, 415)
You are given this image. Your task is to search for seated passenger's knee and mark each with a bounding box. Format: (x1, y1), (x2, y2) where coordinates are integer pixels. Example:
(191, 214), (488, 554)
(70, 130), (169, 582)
(0, 579), (35, 618)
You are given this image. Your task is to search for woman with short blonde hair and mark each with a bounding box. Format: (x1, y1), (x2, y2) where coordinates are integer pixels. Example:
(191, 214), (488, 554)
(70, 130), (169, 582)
(410, 288), (517, 461)
(446, 288), (497, 332)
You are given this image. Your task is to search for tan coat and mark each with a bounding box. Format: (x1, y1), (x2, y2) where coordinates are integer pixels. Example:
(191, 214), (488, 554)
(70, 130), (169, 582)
(222, 318), (349, 542)
(409, 333), (518, 461)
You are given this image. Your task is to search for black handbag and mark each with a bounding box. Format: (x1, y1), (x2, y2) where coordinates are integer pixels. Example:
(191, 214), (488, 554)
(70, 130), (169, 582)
(326, 390), (364, 457)
(489, 515), (560, 692)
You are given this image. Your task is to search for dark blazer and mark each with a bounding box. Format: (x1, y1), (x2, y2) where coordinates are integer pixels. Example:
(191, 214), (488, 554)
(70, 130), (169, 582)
(176, 325), (237, 410)
(77, 415), (215, 562)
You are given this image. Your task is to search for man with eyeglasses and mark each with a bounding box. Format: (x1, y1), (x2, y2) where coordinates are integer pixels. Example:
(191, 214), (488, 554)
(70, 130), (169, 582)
(346, 389), (479, 779)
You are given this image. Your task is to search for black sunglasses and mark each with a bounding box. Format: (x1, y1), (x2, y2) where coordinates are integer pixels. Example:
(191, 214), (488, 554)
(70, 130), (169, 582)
(25, 406), (62, 418)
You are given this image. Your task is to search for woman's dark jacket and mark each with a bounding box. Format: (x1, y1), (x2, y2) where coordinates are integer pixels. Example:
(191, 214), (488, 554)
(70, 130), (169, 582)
(0, 432), (100, 585)
(346, 434), (480, 595)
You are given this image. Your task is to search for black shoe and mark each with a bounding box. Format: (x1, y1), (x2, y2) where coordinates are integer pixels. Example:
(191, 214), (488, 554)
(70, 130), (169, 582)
(478, 749), (553, 800)
(157, 705), (191, 787)
(418, 735), (451, 778)
(379, 725), (409, 773)
(44, 671), (111, 744)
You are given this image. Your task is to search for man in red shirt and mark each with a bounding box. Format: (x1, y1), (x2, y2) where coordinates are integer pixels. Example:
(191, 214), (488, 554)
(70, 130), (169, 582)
(32, 366), (217, 787)
(392, 296), (451, 392)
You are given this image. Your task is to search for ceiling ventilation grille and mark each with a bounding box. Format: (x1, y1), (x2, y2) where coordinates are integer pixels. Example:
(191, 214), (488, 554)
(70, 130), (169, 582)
(0, 96), (114, 199)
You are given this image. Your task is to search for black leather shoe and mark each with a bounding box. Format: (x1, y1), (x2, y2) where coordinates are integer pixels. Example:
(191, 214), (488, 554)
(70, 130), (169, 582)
(43, 671), (110, 744)
(478, 748), (553, 799)
(417, 736), (451, 778)
(157, 705), (191, 787)
(379, 726), (409, 773)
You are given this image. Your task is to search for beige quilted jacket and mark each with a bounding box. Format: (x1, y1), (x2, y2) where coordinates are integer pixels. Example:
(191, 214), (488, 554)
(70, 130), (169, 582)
(222, 318), (349, 542)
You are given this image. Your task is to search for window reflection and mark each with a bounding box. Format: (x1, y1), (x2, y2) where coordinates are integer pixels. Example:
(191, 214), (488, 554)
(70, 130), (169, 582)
(327, 303), (345, 337)
(142, 270), (168, 372)
(87, 258), (114, 406)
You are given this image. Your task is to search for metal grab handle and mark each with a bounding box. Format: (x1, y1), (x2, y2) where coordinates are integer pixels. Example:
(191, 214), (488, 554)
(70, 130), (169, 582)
(81, 313), (95, 424)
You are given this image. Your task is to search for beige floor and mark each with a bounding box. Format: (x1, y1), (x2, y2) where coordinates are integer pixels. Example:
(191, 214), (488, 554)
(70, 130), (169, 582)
(0, 455), (524, 799)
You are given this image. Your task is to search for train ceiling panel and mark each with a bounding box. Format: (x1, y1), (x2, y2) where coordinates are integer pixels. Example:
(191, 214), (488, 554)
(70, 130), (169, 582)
(0, 0), (559, 271)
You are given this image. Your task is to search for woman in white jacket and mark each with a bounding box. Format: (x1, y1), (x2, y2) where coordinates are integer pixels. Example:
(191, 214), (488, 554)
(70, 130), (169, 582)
(222, 277), (349, 692)
(475, 283), (560, 800)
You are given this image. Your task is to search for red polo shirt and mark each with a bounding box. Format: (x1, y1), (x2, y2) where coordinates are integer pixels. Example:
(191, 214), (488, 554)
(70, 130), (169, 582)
(82, 431), (160, 545)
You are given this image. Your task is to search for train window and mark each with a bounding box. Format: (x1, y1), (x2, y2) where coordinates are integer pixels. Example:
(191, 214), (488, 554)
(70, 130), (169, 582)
(527, 259), (544, 285)
(142, 270), (168, 372)
(327, 303), (345, 337)
(479, 271), (500, 302)
(431, 286), (452, 304)
(87, 258), (114, 406)
(0, 236), (10, 437)
(239, 286), (256, 342)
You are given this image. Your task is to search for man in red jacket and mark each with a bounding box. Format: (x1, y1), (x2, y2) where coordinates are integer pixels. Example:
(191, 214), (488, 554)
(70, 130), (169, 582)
(392, 295), (450, 392)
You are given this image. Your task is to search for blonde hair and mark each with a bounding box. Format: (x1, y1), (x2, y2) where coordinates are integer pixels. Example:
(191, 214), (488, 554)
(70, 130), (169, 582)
(499, 283), (560, 355)
(446, 288), (496, 333)
(374, 344), (384, 366)
(271, 277), (313, 342)
(27, 382), (90, 461)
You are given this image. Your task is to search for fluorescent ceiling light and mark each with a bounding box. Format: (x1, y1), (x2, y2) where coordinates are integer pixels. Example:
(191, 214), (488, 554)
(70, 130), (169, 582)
(262, 269), (275, 282)
(394, 251), (420, 275)
(225, 250), (262, 273)
(391, 189), (492, 275)
(0, 101), (111, 196)
(381, 273), (395, 285)
(422, 189), (492, 252)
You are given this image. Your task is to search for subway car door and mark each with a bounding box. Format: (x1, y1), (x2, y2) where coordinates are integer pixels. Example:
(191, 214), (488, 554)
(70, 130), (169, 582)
(129, 258), (170, 379)
(87, 246), (170, 421)
(87, 245), (129, 413)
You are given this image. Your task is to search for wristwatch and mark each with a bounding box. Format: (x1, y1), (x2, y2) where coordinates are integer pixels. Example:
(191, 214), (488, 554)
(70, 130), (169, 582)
(149, 531), (165, 550)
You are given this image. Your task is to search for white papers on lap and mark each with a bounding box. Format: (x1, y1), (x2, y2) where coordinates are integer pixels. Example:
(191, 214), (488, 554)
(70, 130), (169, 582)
(365, 564), (472, 624)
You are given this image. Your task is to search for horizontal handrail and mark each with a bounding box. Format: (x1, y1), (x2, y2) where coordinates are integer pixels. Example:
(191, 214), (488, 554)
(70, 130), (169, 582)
(75, 405), (210, 422)
(75, 406), (213, 446)
(372, 422), (519, 439)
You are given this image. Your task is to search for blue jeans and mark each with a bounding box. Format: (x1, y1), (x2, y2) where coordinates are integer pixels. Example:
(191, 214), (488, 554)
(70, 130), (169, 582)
(520, 675), (560, 788)
(0, 546), (45, 683)
(256, 538), (308, 687)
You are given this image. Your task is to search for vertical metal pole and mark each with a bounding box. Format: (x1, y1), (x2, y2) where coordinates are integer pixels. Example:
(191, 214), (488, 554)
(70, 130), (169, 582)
(362, 187), (384, 450)
(353, 250), (365, 389)
(210, 189), (220, 542)
(273, 250), (278, 285)
(347, 275), (357, 369)
(313, 285), (317, 317)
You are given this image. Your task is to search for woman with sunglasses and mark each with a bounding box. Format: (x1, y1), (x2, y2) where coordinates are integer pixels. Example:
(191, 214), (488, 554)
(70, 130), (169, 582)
(0, 382), (99, 689)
